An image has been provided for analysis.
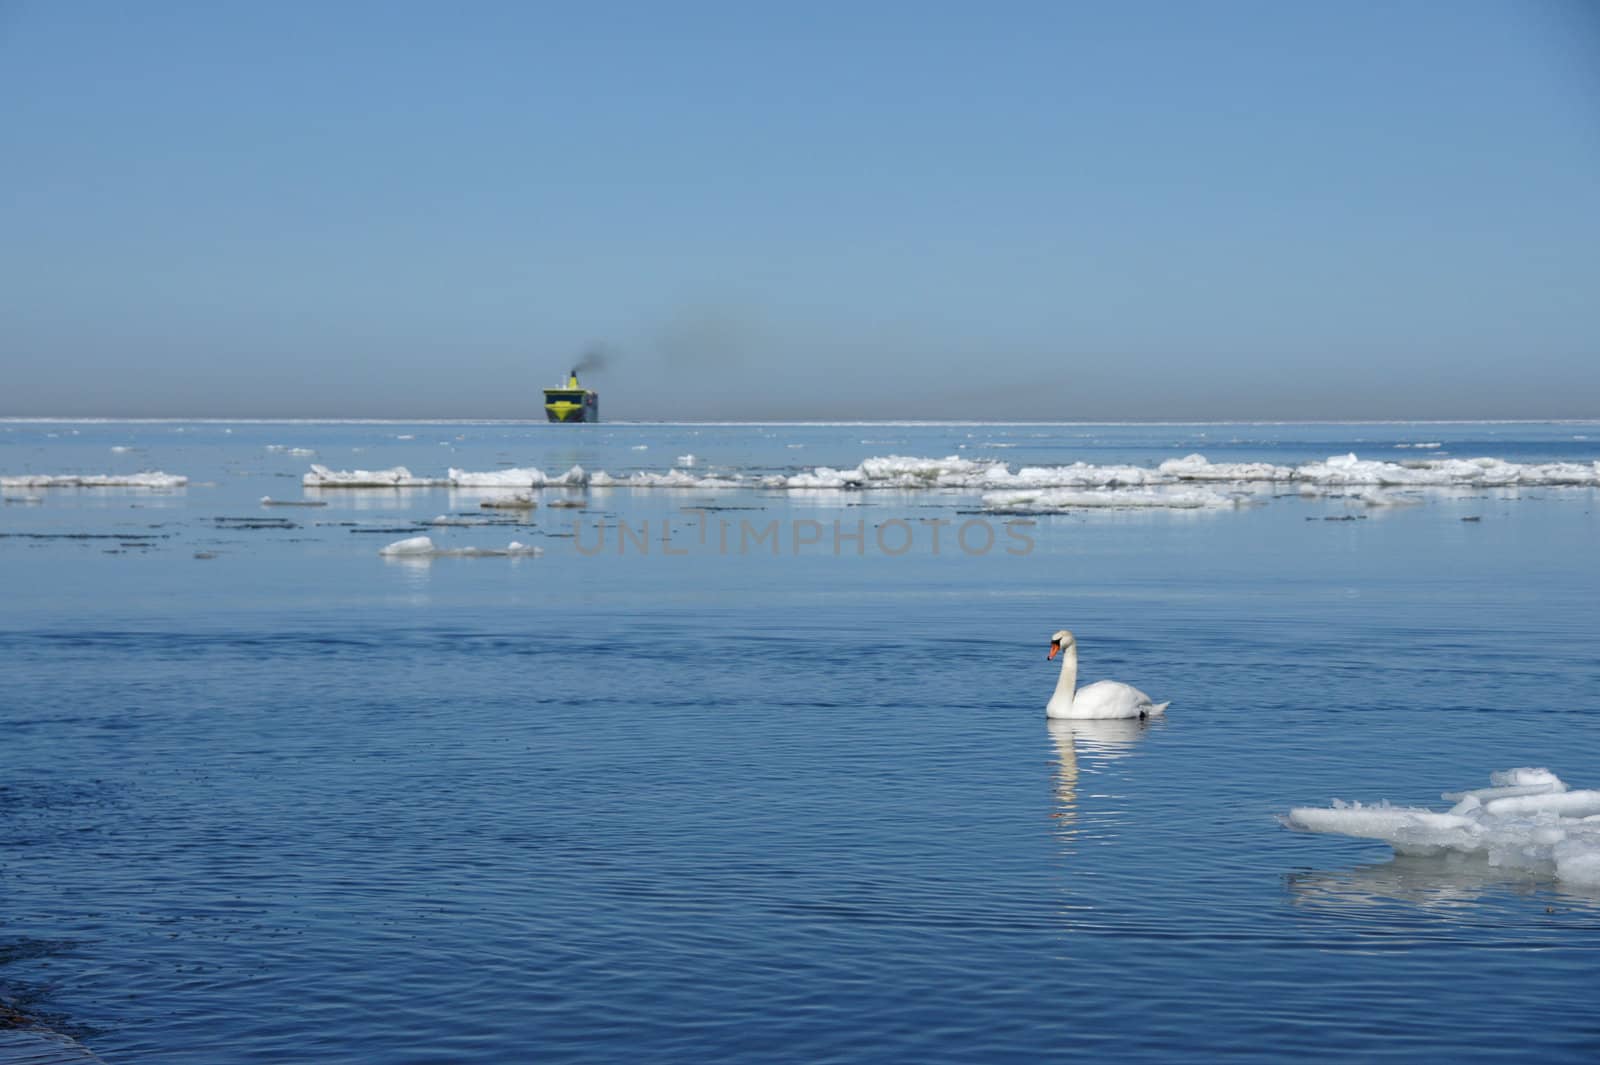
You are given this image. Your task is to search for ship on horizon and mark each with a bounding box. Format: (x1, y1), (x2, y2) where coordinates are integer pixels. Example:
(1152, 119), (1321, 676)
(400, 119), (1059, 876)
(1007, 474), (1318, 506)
(543, 370), (599, 423)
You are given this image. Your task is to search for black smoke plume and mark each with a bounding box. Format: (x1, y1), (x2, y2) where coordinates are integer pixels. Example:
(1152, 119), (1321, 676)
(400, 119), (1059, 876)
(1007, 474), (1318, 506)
(573, 344), (613, 375)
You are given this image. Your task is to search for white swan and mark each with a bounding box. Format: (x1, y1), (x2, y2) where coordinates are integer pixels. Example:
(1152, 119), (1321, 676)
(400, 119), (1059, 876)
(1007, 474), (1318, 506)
(1046, 629), (1169, 719)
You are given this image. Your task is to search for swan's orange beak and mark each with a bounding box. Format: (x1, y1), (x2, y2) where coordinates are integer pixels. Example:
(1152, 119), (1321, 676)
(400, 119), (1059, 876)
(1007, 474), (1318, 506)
(1047, 642), (1060, 661)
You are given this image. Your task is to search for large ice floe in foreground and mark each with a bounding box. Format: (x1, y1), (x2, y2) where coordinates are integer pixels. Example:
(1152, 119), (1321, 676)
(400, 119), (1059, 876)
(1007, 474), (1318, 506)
(0, 472), (188, 488)
(1283, 768), (1600, 888)
(378, 535), (542, 558)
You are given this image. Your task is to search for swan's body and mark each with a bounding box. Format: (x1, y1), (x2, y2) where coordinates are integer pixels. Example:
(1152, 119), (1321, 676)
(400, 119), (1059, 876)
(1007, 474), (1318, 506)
(1046, 630), (1169, 719)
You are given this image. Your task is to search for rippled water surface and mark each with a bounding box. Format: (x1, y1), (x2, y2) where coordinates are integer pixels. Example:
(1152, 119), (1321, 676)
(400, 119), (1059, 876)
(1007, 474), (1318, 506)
(3, 421), (1599, 1063)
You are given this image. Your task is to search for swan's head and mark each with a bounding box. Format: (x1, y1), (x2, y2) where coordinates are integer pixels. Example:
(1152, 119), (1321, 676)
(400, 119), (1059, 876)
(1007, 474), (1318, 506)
(1048, 629), (1076, 660)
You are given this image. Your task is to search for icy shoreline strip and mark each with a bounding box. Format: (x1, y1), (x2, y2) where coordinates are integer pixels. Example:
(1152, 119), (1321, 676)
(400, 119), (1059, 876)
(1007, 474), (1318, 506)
(1283, 768), (1600, 888)
(0, 472), (188, 488)
(300, 451), (1600, 495)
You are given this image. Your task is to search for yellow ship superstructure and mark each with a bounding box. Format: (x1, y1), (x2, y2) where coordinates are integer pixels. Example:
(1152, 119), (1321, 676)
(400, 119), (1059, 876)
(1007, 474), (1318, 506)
(543, 371), (599, 423)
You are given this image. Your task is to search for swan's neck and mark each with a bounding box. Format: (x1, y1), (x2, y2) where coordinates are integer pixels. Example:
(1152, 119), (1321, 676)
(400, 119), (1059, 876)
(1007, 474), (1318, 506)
(1050, 645), (1079, 710)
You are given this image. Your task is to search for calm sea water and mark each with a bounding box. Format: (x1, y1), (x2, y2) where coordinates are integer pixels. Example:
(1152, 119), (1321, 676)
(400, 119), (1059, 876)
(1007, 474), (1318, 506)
(3, 421), (1599, 1063)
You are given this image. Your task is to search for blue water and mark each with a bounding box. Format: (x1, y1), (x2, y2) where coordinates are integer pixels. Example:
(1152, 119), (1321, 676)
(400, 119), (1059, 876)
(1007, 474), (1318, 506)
(3, 421), (1599, 1063)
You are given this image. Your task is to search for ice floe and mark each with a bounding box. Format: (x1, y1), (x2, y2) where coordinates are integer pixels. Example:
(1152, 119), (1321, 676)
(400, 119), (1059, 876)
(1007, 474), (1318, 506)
(303, 465), (447, 488)
(591, 469), (744, 489)
(983, 486), (1241, 510)
(1158, 454), (1295, 482)
(379, 535), (542, 558)
(477, 494), (536, 509)
(0, 472), (188, 489)
(447, 465), (588, 488)
(1283, 768), (1600, 888)
(1358, 490), (1422, 508)
(1293, 453), (1600, 487)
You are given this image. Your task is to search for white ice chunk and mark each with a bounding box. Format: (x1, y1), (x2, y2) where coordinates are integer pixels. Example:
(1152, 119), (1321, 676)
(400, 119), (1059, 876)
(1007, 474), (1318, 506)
(379, 535), (542, 558)
(1442, 767), (1567, 804)
(304, 464), (444, 487)
(1284, 768), (1600, 887)
(982, 487), (1239, 510)
(0, 471), (188, 488)
(477, 493), (536, 509)
(1491, 768), (1563, 787)
(590, 469), (743, 488)
(1294, 453), (1600, 487)
(447, 464), (588, 488)
(378, 535), (437, 556)
(1158, 454), (1295, 481)
(448, 467), (543, 488)
(1360, 490), (1422, 507)
(1482, 790), (1600, 819)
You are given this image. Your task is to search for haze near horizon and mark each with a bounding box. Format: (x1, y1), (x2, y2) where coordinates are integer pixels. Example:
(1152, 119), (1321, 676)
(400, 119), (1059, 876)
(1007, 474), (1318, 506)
(2, 1), (1597, 421)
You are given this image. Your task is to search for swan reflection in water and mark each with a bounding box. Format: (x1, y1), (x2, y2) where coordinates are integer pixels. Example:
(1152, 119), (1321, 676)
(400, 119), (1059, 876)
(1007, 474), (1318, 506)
(1049, 716), (1154, 836)
(1286, 853), (1600, 913)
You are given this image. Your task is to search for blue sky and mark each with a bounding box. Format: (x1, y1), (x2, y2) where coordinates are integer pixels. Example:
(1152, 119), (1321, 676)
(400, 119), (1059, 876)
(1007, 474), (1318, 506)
(2, 1), (1596, 419)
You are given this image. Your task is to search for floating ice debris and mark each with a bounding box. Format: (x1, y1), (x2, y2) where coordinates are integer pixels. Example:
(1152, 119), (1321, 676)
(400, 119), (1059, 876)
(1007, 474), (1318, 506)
(631, 444), (649, 450)
(1283, 768), (1600, 887)
(111, 445), (132, 453)
(1359, 490), (1422, 507)
(677, 454), (698, 466)
(1158, 454), (1295, 482)
(546, 498), (587, 509)
(447, 465), (588, 488)
(260, 496), (327, 507)
(395, 434), (415, 440)
(302, 464), (446, 487)
(1395, 442), (1443, 449)
(590, 469), (743, 489)
(0, 472), (188, 488)
(379, 535), (436, 556)
(448, 467), (544, 488)
(265, 445), (316, 456)
(982, 486), (1240, 510)
(378, 535), (543, 558)
(427, 514), (489, 525)
(478, 494), (536, 509)
(1294, 453), (1600, 487)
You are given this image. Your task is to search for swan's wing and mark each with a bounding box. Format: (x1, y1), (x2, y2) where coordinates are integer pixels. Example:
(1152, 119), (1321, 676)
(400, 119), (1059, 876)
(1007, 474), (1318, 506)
(1071, 680), (1160, 718)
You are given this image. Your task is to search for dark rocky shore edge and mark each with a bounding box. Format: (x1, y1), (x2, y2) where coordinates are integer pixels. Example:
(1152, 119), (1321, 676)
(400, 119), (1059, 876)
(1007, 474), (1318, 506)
(1, 995), (103, 1063)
